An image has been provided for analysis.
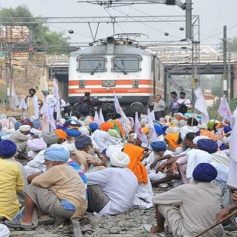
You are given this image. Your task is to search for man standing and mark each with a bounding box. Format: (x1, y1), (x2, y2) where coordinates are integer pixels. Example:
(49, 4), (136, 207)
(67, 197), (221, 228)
(25, 89), (39, 119)
(150, 95), (166, 121)
(169, 91), (179, 116)
(177, 91), (192, 114)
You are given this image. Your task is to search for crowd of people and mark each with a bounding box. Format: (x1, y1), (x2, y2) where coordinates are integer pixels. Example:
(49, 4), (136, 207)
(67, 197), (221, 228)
(0, 89), (237, 237)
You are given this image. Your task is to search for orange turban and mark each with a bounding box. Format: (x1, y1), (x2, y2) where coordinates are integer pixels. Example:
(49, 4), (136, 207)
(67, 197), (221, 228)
(123, 143), (148, 184)
(100, 122), (114, 132)
(164, 133), (180, 151)
(54, 129), (67, 140)
(141, 126), (149, 135)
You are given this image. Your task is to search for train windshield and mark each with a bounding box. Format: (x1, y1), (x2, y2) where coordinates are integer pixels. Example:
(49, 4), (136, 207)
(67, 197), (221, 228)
(78, 56), (106, 74)
(113, 55), (141, 73)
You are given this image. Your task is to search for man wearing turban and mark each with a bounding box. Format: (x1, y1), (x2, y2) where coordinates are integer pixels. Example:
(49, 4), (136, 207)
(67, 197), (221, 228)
(86, 151), (138, 216)
(0, 140), (24, 220)
(6, 147), (87, 230)
(73, 135), (106, 172)
(144, 163), (224, 237)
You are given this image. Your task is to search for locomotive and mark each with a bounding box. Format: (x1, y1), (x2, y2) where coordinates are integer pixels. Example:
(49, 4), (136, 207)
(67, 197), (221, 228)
(68, 35), (165, 116)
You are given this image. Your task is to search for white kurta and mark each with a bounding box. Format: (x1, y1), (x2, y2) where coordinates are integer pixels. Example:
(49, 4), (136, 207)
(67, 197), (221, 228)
(86, 168), (138, 215)
(91, 130), (121, 152)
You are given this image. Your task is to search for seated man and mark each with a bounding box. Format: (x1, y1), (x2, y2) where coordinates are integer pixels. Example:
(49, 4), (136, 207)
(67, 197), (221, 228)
(9, 125), (31, 152)
(73, 135), (106, 172)
(86, 151), (138, 216)
(145, 163), (224, 237)
(0, 140), (24, 220)
(144, 141), (169, 183)
(6, 147), (87, 229)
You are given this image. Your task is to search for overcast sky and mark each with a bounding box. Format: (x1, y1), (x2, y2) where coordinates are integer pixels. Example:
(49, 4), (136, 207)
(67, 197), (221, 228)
(2, 0), (237, 46)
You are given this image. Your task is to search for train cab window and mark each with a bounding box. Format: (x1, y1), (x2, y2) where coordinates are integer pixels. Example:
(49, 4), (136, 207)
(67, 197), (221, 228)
(77, 56), (106, 74)
(112, 55), (141, 73)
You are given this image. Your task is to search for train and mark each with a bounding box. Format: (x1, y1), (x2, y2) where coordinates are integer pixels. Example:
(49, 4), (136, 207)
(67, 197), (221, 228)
(68, 35), (165, 116)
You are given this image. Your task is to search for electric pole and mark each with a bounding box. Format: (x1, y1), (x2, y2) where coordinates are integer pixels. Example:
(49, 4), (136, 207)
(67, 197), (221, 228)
(223, 25), (228, 98)
(185, 0), (193, 40)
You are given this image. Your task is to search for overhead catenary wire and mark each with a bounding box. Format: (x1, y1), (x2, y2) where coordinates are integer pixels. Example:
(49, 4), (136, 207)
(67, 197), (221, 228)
(111, 6), (181, 40)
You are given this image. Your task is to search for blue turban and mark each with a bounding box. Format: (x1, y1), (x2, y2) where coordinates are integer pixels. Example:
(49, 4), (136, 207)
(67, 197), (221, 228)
(32, 119), (41, 129)
(89, 123), (99, 132)
(154, 124), (164, 136)
(65, 129), (81, 137)
(224, 126), (232, 134)
(0, 140), (17, 158)
(150, 141), (167, 152)
(14, 121), (22, 130)
(219, 143), (228, 150)
(197, 139), (218, 154)
(162, 126), (168, 133)
(75, 135), (92, 149)
(193, 163), (217, 182)
(44, 147), (70, 162)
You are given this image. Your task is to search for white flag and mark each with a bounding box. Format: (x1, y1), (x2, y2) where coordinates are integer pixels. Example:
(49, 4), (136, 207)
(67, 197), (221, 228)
(114, 94), (130, 123)
(93, 111), (100, 125)
(147, 109), (157, 142)
(114, 94), (131, 136)
(194, 88), (209, 124)
(229, 107), (237, 162)
(99, 108), (105, 123)
(151, 110), (156, 121)
(53, 78), (61, 120)
(217, 95), (232, 122)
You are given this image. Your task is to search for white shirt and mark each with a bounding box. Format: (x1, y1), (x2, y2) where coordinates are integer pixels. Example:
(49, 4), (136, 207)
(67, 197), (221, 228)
(86, 168), (138, 216)
(91, 130), (121, 152)
(177, 98), (192, 108)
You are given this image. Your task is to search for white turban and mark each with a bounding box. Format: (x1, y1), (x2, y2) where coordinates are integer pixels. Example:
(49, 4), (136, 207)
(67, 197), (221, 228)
(19, 125), (31, 132)
(110, 151), (130, 168)
(106, 144), (123, 158)
(30, 128), (42, 136)
(79, 126), (90, 136)
(27, 138), (47, 151)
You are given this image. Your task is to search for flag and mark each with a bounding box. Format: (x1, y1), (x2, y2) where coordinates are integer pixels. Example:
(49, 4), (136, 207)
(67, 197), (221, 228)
(194, 87), (209, 124)
(53, 78), (61, 120)
(93, 108), (105, 125)
(217, 95), (232, 122)
(93, 111), (100, 125)
(147, 108), (157, 142)
(99, 108), (105, 123)
(114, 94), (130, 123)
(229, 107), (237, 162)
(151, 110), (156, 121)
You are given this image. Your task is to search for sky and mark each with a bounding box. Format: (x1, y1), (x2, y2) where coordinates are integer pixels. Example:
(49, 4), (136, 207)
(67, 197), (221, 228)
(1, 0), (237, 46)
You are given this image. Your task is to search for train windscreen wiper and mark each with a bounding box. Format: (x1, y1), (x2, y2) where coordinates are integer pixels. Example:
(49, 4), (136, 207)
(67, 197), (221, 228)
(114, 63), (127, 75)
(91, 62), (101, 75)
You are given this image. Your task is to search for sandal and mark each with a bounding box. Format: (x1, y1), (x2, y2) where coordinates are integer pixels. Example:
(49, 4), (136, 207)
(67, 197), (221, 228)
(5, 219), (35, 230)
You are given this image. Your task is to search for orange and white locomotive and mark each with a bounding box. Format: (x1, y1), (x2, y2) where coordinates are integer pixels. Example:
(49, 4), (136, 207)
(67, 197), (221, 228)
(68, 36), (165, 115)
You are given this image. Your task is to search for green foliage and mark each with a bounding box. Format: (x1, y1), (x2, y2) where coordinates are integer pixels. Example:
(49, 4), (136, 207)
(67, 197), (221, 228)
(227, 37), (237, 52)
(0, 5), (70, 54)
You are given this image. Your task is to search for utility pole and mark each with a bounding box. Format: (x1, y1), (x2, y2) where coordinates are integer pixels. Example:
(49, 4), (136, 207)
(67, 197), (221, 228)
(227, 52), (231, 101)
(185, 0), (193, 40)
(223, 25), (228, 98)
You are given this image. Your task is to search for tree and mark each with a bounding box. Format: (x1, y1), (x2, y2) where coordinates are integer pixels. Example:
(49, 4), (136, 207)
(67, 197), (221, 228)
(227, 37), (237, 52)
(0, 5), (70, 54)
